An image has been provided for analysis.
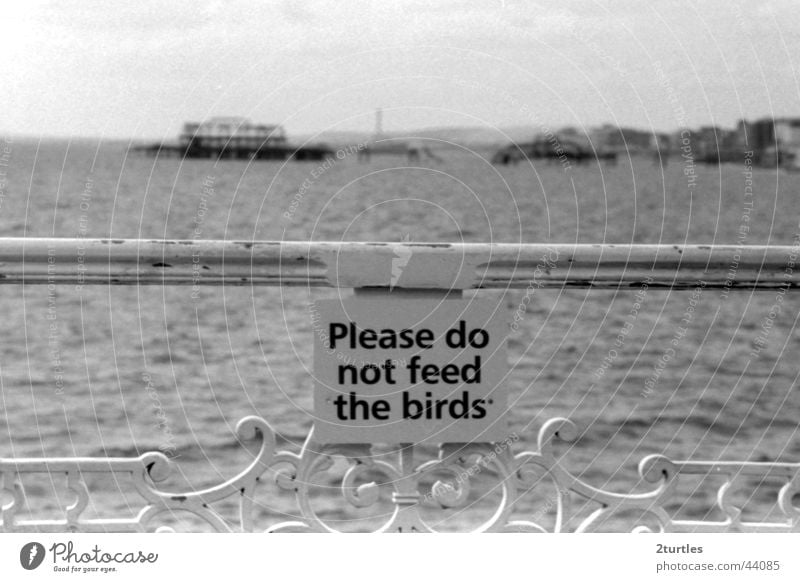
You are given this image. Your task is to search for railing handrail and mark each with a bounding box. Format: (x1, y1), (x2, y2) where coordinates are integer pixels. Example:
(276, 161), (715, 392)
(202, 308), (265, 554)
(1, 238), (798, 289)
(3, 237), (800, 532)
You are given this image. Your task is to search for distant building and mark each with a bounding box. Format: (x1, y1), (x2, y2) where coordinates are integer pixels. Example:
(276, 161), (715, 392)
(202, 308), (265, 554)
(179, 117), (287, 151)
(736, 117), (800, 168)
(672, 125), (745, 163)
(694, 126), (722, 161)
(134, 117), (331, 161)
(773, 118), (800, 167)
(737, 118), (773, 153)
(652, 132), (671, 153)
(492, 130), (616, 165)
(591, 125), (655, 152)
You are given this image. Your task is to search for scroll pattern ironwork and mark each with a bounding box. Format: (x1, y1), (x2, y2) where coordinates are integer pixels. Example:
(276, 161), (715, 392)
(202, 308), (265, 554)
(2, 416), (798, 533)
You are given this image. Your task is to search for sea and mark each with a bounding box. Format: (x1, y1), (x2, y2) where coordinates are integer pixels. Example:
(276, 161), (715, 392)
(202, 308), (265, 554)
(1, 137), (799, 531)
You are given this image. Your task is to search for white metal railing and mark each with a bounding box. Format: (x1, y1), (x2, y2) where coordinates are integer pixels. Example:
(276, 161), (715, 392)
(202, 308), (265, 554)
(3, 238), (798, 288)
(1, 238), (799, 533)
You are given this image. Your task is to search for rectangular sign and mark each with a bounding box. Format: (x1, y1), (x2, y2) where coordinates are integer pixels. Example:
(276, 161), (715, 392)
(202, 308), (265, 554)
(312, 296), (509, 444)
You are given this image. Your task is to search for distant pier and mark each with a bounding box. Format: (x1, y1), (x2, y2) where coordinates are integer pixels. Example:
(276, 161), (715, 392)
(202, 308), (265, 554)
(133, 117), (333, 162)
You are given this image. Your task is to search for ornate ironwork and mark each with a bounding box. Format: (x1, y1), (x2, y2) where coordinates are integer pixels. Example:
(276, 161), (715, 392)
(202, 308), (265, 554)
(3, 416), (798, 533)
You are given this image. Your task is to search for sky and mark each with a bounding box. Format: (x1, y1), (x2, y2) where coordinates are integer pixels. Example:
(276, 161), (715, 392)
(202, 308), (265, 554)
(3, 0), (800, 140)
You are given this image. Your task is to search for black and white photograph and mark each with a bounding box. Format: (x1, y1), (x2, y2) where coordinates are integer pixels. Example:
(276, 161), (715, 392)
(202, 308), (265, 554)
(2, 0), (800, 578)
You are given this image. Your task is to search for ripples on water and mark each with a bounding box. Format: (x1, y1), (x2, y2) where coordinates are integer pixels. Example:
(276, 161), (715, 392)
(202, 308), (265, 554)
(1, 138), (799, 529)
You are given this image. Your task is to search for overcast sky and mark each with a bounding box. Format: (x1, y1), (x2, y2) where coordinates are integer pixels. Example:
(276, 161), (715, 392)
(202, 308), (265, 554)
(3, 0), (800, 139)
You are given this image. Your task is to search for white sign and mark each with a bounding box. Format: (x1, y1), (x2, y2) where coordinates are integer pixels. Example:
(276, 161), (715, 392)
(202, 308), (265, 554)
(313, 296), (508, 443)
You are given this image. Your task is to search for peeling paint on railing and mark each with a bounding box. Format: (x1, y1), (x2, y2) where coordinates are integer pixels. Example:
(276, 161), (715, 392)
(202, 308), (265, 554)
(0, 238), (797, 289)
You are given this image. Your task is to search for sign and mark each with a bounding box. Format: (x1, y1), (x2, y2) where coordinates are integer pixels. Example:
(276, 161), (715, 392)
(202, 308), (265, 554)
(312, 296), (508, 443)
